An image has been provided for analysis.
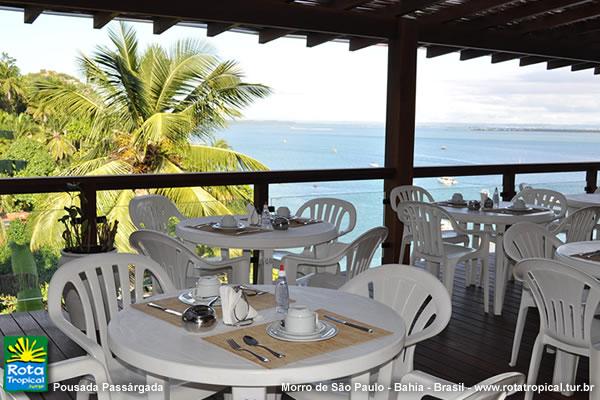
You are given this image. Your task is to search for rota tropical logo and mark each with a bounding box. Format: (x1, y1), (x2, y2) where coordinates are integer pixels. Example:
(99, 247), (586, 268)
(4, 336), (48, 392)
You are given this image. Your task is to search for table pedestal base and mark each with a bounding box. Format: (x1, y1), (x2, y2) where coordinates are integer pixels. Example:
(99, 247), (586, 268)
(232, 387), (267, 400)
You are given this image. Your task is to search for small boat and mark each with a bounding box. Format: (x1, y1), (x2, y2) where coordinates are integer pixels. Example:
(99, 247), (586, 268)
(369, 162), (380, 168)
(331, 147), (337, 153)
(438, 176), (458, 186)
(440, 145), (447, 150)
(282, 138), (288, 144)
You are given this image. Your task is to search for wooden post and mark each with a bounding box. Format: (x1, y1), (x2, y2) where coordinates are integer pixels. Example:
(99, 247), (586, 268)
(585, 168), (598, 193)
(501, 172), (516, 201)
(80, 184), (98, 249)
(382, 19), (418, 265)
(252, 183), (269, 283)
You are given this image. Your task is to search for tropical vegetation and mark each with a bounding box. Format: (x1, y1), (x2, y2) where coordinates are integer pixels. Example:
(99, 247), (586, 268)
(0, 22), (270, 313)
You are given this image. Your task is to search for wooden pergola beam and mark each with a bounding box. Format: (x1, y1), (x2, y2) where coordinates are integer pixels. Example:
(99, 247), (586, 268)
(373, 0), (444, 17)
(571, 62), (597, 71)
(23, 6), (42, 23)
(418, 0), (516, 25)
(467, 0), (589, 30)
(519, 56), (548, 66)
(349, 37), (382, 51)
(258, 28), (292, 43)
(306, 32), (336, 47)
(93, 11), (117, 29)
(595, 66), (600, 74)
(426, 45), (461, 58)
(547, 59), (574, 69)
(512, 3), (600, 34)
(491, 52), (520, 63)
(153, 17), (179, 34)
(206, 22), (235, 36)
(460, 49), (490, 60)
(1, 0), (396, 39)
(326, 0), (372, 10)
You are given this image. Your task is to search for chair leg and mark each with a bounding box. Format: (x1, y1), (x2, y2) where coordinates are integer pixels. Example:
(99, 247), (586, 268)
(399, 235), (411, 265)
(524, 336), (545, 400)
(481, 255), (490, 313)
(442, 260), (458, 298)
(510, 301), (530, 367)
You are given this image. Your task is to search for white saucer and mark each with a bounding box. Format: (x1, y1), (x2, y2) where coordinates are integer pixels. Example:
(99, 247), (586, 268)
(266, 320), (338, 342)
(507, 205), (533, 211)
(212, 222), (245, 230)
(178, 291), (221, 306)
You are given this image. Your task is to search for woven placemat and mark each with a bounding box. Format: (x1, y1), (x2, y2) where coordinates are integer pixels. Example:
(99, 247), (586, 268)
(573, 251), (600, 263)
(494, 207), (546, 215)
(132, 293), (287, 327)
(184, 223), (267, 236)
(287, 218), (322, 228)
(203, 309), (392, 369)
(435, 201), (468, 208)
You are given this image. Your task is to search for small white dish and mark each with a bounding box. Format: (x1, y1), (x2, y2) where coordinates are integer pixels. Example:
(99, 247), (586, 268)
(267, 320), (338, 342)
(285, 305), (318, 334)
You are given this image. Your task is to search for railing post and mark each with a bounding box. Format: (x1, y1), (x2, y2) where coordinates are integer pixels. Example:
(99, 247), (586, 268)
(585, 168), (598, 193)
(80, 184), (98, 248)
(501, 172), (516, 201)
(252, 183), (269, 283)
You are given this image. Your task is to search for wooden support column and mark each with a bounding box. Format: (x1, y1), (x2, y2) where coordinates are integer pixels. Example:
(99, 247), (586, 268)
(382, 19), (417, 264)
(585, 168), (598, 193)
(252, 183), (269, 283)
(80, 184), (98, 249)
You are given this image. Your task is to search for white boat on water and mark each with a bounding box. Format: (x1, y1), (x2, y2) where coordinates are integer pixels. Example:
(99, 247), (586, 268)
(369, 162), (380, 168)
(438, 176), (458, 185)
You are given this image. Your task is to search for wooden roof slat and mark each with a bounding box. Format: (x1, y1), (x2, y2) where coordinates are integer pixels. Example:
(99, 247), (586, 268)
(349, 37), (382, 51)
(259, 28), (291, 43)
(512, 2), (600, 34)
(373, 0), (445, 17)
(418, 0), (517, 25)
(206, 22), (235, 36)
(326, 0), (372, 10)
(23, 6), (42, 23)
(491, 52), (520, 63)
(306, 32), (336, 47)
(519, 55), (548, 66)
(153, 17), (179, 34)
(547, 59), (575, 69)
(460, 49), (491, 60)
(93, 11), (117, 29)
(426, 45), (461, 58)
(571, 61), (596, 70)
(466, 0), (591, 30)
(595, 66), (600, 74)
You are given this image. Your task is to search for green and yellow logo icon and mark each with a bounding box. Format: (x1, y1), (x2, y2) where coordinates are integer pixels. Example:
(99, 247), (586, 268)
(3, 336), (47, 392)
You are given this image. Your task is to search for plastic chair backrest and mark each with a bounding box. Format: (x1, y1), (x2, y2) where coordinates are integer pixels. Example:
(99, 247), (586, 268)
(342, 227), (388, 280)
(453, 372), (525, 400)
(515, 258), (600, 350)
(129, 194), (184, 232)
(503, 222), (563, 262)
(296, 198), (357, 237)
(390, 185), (435, 211)
(341, 264), (451, 373)
(562, 206), (600, 242)
(48, 253), (176, 371)
(130, 230), (203, 290)
(512, 188), (567, 219)
(396, 202), (458, 258)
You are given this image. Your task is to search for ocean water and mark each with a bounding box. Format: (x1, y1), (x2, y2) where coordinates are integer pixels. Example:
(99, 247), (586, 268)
(213, 121), (600, 241)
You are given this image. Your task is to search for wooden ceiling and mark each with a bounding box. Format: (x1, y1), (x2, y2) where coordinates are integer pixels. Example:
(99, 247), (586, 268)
(2, 0), (600, 73)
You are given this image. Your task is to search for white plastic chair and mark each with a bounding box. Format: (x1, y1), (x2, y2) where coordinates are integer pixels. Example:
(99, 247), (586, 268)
(511, 188), (567, 224)
(515, 258), (600, 400)
(396, 202), (490, 311)
(286, 264), (452, 400)
(503, 222), (564, 367)
(129, 230), (251, 287)
(551, 205), (600, 242)
(129, 194), (185, 233)
(282, 227), (387, 288)
(47, 253), (221, 400)
(390, 185), (469, 262)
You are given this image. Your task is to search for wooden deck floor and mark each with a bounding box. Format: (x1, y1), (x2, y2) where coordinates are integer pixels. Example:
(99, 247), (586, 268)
(0, 261), (591, 400)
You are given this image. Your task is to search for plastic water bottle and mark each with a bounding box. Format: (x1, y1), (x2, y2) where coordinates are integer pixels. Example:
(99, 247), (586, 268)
(261, 203), (273, 230)
(493, 187), (500, 207)
(275, 263), (289, 314)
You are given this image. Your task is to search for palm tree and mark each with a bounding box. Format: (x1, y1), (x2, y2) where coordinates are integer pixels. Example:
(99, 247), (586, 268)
(29, 23), (270, 250)
(0, 53), (27, 114)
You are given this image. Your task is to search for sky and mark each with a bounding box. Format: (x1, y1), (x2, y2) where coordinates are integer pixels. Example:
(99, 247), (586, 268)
(1, 9), (600, 125)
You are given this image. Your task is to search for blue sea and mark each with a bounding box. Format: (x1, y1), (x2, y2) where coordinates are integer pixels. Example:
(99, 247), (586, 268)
(213, 121), (600, 241)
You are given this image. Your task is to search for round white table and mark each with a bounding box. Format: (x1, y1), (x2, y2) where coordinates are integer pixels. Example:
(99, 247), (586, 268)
(439, 201), (556, 315)
(555, 240), (600, 277)
(108, 286), (406, 400)
(565, 193), (600, 212)
(176, 216), (339, 284)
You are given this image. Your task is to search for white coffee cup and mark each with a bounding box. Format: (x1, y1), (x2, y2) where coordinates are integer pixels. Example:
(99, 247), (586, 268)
(451, 193), (464, 204)
(512, 198), (527, 210)
(276, 206), (291, 218)
(194, 275), (221, 298)
(284, 305), (318, 335)
(480, 191), (489, 204)
(221, 215), (238, 228)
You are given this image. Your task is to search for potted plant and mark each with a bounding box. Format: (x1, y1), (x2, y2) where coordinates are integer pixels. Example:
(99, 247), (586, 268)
(58, 189), (118, 329)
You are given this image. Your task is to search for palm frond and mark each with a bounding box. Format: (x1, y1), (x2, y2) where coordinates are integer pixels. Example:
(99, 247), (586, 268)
(183, 144), (268, 172)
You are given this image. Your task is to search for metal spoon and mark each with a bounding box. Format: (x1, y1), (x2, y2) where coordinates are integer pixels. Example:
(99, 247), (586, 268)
(243, 335), (285, 358)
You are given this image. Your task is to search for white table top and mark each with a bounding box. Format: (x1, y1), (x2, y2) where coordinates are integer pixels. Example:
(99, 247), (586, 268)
(565, 193), (600, 209)
(438, 201), (556, 225)
(176, 216), (339, 250)
(108, 286), (406, 387)
(555, 241), (600, 277)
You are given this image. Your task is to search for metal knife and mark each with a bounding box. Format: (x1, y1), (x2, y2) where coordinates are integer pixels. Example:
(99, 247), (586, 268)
(147, 302), (182, 316)
(324, 314), (373, 333)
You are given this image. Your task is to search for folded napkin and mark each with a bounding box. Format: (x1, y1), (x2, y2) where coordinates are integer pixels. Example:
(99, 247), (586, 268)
(246, 203), (260, 226)
(219, 285), (258, 325)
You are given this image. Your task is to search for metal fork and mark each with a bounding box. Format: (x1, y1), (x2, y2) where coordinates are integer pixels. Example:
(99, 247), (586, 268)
(226, 338), (269, 363)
